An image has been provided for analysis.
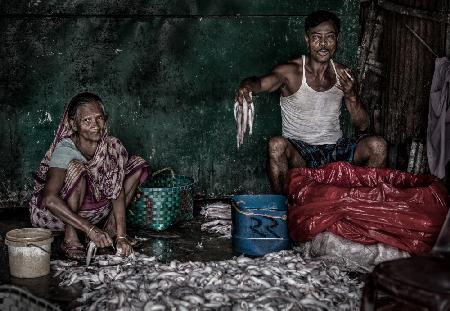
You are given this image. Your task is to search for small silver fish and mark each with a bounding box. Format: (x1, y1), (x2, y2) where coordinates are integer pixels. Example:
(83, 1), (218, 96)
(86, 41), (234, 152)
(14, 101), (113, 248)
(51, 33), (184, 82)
(53, 245), (364, 310)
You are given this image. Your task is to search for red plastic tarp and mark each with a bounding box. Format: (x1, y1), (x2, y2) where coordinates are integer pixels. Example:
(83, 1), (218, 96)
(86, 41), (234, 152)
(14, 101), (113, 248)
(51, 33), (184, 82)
(287, 161), (449, 254)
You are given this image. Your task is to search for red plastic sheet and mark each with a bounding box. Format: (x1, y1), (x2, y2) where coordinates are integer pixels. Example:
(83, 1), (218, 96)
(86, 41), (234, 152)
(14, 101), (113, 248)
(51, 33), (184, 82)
(287, 161), (449, 254)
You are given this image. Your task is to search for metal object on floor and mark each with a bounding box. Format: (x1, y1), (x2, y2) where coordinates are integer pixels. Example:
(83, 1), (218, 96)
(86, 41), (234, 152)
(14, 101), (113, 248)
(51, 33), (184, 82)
(85, 241), (97, 267)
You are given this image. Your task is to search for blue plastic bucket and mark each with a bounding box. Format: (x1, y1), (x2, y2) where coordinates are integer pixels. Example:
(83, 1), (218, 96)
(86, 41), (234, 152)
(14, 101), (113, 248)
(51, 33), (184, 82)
(232, 194), (291, 256)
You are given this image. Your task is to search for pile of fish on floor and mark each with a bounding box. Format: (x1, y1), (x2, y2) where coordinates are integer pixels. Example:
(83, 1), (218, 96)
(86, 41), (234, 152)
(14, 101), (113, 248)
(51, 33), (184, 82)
(200, 202), (232, 238)
(52, 202), (364, 310)
(53, 250), (362, 311)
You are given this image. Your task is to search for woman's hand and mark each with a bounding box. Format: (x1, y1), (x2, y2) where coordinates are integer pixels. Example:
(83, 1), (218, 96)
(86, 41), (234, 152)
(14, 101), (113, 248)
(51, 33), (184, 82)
(116, 237), (134, 257)
(87, 226), (113, 248)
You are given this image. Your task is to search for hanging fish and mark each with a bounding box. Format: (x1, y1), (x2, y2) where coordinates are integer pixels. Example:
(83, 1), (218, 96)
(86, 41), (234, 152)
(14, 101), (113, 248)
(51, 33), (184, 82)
(234, 92), (255, 149)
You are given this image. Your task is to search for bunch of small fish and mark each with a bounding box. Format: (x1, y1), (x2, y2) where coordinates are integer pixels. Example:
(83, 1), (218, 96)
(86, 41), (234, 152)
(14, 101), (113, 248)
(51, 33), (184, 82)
(53, 250), (363, 311)
(234, 93), (255, 149)
(200, 202), (232, 238)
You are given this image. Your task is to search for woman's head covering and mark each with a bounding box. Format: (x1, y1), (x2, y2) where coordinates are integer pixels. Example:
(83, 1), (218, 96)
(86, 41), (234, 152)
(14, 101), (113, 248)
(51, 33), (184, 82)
(30, 93), (128, 209)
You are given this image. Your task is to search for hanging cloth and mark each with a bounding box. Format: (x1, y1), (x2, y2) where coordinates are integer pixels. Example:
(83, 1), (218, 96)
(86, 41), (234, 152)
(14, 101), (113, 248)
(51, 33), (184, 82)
(427, 57), (450, 178)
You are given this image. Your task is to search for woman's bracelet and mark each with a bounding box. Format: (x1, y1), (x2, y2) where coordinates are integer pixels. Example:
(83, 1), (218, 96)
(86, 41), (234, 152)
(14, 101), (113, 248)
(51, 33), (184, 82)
(87, 225), (95, 238)
(116, 236), (127, 242)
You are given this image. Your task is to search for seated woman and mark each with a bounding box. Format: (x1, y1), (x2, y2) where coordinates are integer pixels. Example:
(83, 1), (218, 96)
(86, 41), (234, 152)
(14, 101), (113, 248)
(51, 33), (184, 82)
(28, 92), (150, 260)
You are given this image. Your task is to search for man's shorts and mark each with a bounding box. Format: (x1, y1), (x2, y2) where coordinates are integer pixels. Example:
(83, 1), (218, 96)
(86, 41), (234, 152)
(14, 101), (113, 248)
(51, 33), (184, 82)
(288, 137), (360, 168)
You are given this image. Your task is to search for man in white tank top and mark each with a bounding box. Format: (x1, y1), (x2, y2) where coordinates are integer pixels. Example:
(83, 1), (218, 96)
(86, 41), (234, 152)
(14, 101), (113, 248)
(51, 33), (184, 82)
(235, 10), (387, 194)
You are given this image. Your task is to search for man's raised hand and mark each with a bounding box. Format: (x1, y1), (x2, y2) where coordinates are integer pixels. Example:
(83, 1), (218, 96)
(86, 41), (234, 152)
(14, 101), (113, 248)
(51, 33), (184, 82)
(336, 68), (357, 98)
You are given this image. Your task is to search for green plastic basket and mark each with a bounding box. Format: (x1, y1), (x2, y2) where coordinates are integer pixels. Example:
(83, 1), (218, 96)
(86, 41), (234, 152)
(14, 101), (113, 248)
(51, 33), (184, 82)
(127, 168), (194, 231)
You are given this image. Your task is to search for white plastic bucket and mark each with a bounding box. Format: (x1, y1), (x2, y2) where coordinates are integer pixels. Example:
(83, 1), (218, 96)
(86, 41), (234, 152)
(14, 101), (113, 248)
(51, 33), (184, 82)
(5, 228), (54, 278)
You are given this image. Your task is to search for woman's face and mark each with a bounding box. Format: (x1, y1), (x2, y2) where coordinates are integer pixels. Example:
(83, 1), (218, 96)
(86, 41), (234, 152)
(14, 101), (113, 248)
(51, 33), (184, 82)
(71, 101), (106, 143)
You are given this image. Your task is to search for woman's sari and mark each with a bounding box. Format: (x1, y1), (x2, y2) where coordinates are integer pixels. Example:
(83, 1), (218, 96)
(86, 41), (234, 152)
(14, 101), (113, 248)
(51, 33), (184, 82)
(29, 105), (149, 231)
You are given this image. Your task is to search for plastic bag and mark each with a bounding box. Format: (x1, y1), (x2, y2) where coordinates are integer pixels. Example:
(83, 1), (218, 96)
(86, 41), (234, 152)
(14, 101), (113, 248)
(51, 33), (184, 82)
(295, 232), (410, 272)
(287, 161), (449, 254)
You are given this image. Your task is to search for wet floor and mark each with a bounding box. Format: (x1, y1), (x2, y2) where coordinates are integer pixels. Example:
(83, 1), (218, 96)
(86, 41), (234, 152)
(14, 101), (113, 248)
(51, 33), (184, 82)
(0, 200), (234, 310)
(0, 202), (407, 311)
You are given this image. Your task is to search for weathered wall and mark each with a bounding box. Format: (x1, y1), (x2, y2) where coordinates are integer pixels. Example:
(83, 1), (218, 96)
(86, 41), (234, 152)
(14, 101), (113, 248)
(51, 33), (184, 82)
(380, 0), (448, 143)
(0, 0), (359, 202)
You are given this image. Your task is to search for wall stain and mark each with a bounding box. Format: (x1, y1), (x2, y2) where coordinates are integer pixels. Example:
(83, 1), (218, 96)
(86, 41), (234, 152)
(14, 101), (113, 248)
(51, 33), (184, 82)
(0, 0), (360, 203)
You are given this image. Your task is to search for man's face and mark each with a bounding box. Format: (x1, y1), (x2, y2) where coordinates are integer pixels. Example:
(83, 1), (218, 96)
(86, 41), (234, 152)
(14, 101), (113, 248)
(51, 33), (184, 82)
(305, 20), (338, 63)
(71, 101), (106, 142)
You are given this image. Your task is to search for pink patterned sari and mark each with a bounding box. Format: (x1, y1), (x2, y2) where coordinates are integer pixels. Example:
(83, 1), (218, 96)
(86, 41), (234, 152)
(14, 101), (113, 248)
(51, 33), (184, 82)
(29, 105), (149, 231)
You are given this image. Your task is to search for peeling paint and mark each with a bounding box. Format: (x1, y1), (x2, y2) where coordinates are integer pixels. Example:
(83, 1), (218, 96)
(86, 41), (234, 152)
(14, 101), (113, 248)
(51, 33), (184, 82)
(38, 111), (52, 124)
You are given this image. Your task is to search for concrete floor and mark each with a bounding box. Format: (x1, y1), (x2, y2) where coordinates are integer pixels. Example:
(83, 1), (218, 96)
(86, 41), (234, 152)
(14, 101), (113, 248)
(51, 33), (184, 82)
(0, 202), (420, 311)
(0, 201), (235, 310)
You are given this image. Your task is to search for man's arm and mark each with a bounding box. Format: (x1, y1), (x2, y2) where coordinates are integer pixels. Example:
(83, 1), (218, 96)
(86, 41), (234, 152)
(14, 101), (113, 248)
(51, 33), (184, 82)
(235, 64), (292, 105)
(335, 67), (369, 132)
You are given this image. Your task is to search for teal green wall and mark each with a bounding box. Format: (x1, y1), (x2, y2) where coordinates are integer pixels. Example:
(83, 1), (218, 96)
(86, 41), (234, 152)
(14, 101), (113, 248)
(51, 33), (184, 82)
(0, 0), (359, 201)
